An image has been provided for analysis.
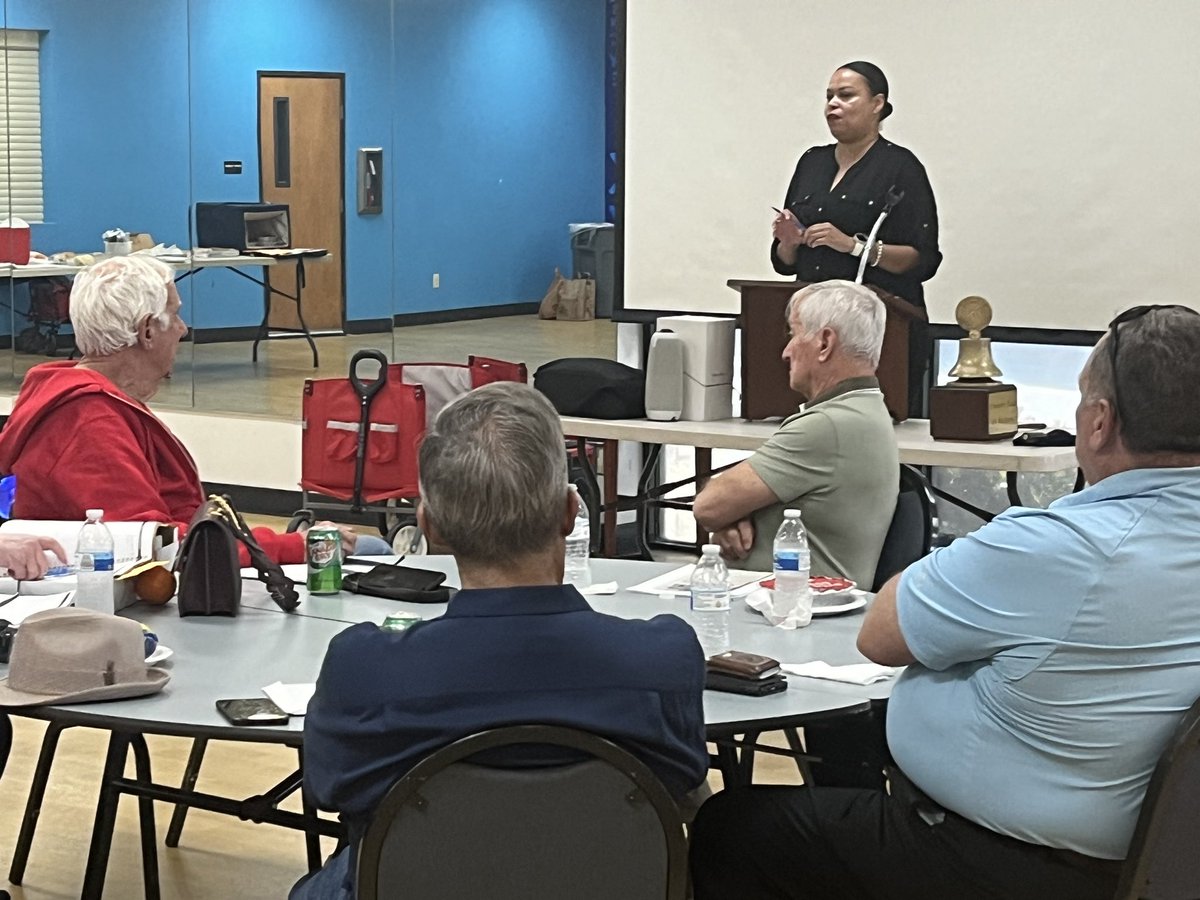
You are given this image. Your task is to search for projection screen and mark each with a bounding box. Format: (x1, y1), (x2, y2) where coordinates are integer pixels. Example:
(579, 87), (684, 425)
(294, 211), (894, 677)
(623, 0), (1200, 331)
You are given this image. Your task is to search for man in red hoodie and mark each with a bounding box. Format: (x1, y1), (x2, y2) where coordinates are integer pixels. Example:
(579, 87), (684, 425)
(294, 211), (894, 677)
(0, 255), (375, 564)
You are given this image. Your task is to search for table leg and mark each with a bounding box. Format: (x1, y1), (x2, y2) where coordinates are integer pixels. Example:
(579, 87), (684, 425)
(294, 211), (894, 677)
(9, 721), (68, 885)
(783, 727), (815, 784)
(568, 436), (603, 555)
(165, 736), (208, 847)
(714, 741), (741, 789)
(634, 444), (663, 561)
(81, 731), (133, 900)
(1006, 471), (1023, 507)
(297, 747), (323, 873)
(291, 258), (319, 368)
(695, 447), (713, 550)
(601, 439), (618, 557)
(130, 735), (161, 900)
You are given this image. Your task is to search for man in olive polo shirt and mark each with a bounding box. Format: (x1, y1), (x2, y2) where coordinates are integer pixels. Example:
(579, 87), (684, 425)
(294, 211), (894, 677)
(693, 280), (897, 587)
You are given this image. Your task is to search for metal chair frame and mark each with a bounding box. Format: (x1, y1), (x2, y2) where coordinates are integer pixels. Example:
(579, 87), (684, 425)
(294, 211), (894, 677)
(356, 724), (690, 900)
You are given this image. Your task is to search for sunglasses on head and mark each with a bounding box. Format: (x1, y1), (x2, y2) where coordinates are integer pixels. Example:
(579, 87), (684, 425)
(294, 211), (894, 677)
(1106, 305), (1200, 422)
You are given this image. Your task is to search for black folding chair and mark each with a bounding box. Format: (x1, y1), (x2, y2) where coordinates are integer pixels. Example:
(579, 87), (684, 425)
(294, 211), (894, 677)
(356, 724), (689, 900)
(1113, 696), (1200, 900)
(871, 463), (937, 591)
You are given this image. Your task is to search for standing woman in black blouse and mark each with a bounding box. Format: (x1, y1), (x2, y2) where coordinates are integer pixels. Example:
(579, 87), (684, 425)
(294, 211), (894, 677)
(772, 61), (941, 411)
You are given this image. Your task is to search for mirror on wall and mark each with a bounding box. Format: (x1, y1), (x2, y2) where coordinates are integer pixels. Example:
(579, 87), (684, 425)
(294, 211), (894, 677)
(185, 0), (397, 420)
(1, 0), (195, 404)
(0, 0), (615, 423)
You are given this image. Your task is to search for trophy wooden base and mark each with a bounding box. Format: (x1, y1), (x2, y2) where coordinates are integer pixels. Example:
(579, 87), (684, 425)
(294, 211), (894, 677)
(929, 382), (1019, 441)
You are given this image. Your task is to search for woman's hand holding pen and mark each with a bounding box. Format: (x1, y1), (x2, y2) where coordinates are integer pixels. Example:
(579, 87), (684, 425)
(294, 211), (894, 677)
(772, 208), (805, 249)
(801, 222), (856, 254)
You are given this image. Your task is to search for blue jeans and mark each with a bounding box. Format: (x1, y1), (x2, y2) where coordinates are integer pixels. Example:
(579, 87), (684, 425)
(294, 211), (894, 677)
(289, 846), (351, 900)
(352, 534), (393, 556)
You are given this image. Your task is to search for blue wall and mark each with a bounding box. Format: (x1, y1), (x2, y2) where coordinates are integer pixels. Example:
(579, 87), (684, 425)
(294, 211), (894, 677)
(391, 0), (606, 312)
(6, 0), (605, 330)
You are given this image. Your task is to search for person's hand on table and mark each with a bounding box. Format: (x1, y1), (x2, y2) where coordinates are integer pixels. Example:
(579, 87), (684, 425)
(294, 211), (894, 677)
(0, 534), (68, 580)
(772, 210), (805, 249)
(802, 222), (856, 254)
(312, 521), (359, 557)
(712, 520), (754, 562)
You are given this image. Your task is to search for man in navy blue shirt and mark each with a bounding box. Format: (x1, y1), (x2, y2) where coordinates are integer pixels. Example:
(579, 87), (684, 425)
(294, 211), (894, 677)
(292, 382), (708, 900)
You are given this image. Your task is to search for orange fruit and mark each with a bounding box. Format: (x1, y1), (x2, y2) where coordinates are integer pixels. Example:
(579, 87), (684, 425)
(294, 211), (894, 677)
(135, 565), (177, 605)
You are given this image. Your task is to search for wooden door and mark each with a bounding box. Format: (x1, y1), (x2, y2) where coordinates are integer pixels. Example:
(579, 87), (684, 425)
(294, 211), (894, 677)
(258, 73), (344, 332)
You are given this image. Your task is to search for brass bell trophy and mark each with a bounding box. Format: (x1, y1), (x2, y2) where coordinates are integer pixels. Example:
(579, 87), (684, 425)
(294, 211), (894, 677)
(929, 297), (1018, 441)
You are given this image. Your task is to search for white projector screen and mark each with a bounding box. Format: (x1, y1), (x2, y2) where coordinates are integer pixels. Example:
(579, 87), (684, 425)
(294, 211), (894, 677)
(623, 0), (1200, 332)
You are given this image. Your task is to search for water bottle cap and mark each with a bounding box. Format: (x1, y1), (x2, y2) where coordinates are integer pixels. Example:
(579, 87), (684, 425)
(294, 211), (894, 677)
(701, 544), (721, 555)
(85, 508), (104, 520)
(783, 509), (802, 518)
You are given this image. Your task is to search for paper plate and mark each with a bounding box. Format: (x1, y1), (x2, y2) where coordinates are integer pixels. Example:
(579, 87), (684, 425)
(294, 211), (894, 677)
(146, 644), (174, 665)
(811, 591), (868, 617)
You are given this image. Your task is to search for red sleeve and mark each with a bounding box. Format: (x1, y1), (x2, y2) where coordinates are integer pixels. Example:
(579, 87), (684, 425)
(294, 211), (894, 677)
(245, 527), (306, 566)
(14, 400), (181, 524)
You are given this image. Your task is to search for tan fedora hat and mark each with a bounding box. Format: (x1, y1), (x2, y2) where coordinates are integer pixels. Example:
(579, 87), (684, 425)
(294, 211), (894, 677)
(0, 608), (169, 706)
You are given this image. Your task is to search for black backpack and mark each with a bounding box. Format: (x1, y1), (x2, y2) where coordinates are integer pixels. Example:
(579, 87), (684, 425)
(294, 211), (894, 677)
(534, 358), (646, 419)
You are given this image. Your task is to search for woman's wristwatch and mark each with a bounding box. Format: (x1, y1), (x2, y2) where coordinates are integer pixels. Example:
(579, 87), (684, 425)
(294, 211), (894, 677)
(849, 232), (868, 257)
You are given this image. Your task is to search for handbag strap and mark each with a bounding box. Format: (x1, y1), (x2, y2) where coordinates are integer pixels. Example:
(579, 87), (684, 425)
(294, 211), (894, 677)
(209, 495), (301, 612)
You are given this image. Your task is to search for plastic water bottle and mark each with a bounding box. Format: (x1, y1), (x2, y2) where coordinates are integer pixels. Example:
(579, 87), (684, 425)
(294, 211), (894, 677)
(564, 485), (592, 588)
(75, 508), (116, 614)
(690, 544), (730, 656)
(773, 509), (812, 627)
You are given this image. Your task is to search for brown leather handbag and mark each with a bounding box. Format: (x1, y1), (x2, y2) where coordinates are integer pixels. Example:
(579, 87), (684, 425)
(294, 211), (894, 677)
(174, 495), (300, 616)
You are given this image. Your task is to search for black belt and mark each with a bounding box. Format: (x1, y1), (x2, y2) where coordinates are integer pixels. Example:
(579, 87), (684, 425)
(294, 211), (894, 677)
(886, 767), (1124, 877)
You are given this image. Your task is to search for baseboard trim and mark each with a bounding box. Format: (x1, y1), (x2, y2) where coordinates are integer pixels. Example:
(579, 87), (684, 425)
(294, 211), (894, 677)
(393, 301), (539, 327)
(192, 326), (260, 344)
(345, 317), (392, 335)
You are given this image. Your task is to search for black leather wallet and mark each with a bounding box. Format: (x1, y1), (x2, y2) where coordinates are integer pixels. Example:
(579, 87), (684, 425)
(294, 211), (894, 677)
(707, 650), (781, 679)
(706, 671), (788, 696)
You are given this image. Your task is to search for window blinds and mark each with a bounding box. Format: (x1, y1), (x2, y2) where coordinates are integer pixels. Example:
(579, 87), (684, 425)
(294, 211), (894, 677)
(0, 30), (43, 223)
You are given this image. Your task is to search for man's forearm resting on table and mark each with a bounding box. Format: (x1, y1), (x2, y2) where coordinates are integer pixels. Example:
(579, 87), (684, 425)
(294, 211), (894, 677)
(693, 462), (778, 533)
(856, 574), (916, 666)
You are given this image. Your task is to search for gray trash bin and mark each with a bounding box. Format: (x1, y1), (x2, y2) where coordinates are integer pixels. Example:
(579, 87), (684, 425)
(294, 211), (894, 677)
(570, 223), (615, 318)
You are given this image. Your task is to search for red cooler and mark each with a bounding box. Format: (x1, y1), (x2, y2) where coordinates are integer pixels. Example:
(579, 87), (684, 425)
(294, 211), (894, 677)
(0, 218), (31, 265)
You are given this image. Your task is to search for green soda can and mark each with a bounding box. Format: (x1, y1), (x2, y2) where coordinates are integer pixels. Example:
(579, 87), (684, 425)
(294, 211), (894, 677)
(306, 527), (342, 594)
(381, 613), (422, 633)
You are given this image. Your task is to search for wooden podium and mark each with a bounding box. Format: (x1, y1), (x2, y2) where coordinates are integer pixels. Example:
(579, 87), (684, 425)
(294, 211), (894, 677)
(728, 279), (927, 422)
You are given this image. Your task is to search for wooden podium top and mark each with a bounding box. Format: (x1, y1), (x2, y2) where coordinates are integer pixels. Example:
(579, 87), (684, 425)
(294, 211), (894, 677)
(726, 279), (928, 323)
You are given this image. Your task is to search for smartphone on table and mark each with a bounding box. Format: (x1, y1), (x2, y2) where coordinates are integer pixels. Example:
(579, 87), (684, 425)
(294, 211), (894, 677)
(215, 698), (290, 726)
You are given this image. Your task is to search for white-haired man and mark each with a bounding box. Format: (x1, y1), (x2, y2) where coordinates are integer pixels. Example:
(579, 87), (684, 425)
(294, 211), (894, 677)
(0, 255), (380, 563)
(293, 381), (708, 899)
(690, 306), (1200, 899)
(693, 279), (898, 587)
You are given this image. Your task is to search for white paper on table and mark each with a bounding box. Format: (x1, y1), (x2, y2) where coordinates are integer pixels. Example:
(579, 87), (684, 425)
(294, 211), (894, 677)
(0, 592), (73, 625)
(780, 661), (900, 685)
(263, 681), (316, 716)
(629, 564), (768, 598)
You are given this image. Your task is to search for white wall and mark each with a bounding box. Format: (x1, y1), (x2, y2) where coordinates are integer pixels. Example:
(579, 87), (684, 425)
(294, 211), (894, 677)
(624, 0), (1200, 331)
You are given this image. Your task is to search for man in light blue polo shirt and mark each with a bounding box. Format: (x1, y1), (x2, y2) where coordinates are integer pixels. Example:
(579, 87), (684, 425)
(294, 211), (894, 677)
(690, 305), (1200, 900)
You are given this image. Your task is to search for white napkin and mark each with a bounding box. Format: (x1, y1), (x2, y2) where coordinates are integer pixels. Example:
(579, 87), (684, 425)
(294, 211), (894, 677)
(780, 661), (899, 685)
(263, 681), (316, 716)
(744, 587), (811, 629)
(580, 581), (618, 596)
